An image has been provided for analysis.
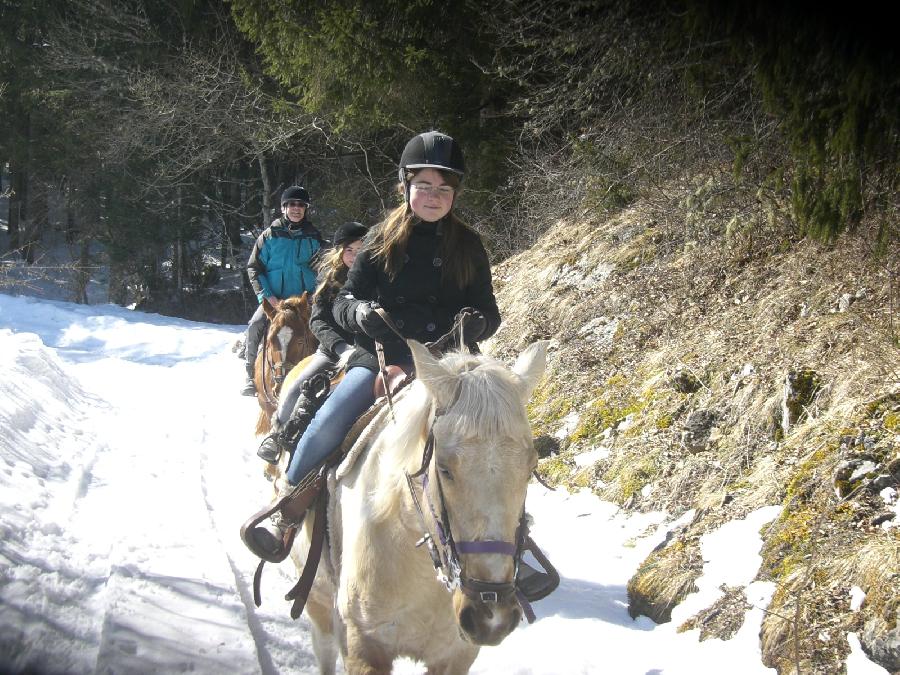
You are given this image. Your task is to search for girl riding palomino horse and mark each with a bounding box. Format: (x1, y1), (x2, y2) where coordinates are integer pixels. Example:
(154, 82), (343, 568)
(242, 130), (557, 604)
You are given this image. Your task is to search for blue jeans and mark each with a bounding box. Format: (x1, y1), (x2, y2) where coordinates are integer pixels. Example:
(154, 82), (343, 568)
(284, 366), (376, 485)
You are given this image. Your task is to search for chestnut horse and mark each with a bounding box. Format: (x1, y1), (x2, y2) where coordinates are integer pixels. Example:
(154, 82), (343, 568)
(292, 339), (548, 674)
(253, 294), (318, 435)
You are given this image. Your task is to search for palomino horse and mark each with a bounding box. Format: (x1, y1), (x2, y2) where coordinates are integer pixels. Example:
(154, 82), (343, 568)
(253, 294), (318, 435)
(294, 338), (548, 674)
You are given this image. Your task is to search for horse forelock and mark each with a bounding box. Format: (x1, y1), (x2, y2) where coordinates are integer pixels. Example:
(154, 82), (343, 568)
(441, 356), (531, 442)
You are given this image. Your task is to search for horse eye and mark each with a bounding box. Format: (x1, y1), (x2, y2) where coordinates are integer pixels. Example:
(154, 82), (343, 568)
(437, 465), (453, 480)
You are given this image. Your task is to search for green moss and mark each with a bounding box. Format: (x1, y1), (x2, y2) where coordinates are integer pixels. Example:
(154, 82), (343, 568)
(761, 505), (815, 579)
(537, 456), (571, 485)
(884, 412), (899, 432)
(528, 379), (575, 436)
(784, 445), (834, 502)
(604, 453), (659, 503)
(571, 376), (655, 443)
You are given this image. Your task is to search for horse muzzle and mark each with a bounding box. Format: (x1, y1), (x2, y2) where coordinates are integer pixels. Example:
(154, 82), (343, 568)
(453, 581), (521, 646)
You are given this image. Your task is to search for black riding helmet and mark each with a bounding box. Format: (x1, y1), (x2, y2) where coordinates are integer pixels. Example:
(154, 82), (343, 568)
(398, 131), (465, 202)
(281, 185), (311, 207)
(332, 221), (368, 247)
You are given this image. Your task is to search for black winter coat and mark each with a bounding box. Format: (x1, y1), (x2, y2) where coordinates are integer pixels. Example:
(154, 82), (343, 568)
(309, 284), (355, 360)
(332, 218), (501, 371)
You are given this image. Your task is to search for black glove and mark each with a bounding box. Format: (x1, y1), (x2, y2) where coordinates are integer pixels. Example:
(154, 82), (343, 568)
(354, 301), (392, 339)
(455, 307), (487, 344)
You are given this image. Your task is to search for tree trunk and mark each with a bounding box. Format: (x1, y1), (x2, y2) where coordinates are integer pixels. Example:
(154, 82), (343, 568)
(257, 150), (272, 232)
(7, 159), (26, 256)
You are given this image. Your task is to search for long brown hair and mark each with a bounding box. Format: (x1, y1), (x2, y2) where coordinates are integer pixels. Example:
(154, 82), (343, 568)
(367, 169), (479, 288)
(312, 246), (350, 304)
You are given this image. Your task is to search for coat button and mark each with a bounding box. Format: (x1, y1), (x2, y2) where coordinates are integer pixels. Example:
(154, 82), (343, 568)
(432, 257), (442, 267)
(396, 296), (405, 303)
(427, 295), (436, 303)
(426, 322), (436, 332)
(404, 254), (410, 263)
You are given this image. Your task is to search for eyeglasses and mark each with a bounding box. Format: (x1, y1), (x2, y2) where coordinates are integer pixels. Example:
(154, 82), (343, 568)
(285, 200), (307, 208)
(410, 183), (455, 198)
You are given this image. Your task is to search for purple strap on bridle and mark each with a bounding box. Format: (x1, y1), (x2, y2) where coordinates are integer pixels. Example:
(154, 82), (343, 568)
(422, 461), (518, 558)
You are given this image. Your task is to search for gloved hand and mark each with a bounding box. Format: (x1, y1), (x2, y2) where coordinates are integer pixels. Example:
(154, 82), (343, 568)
(354, 301), (391, 339)
(455, 307), (487, 344)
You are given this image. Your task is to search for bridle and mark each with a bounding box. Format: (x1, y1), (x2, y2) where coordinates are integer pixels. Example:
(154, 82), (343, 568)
(259, 318), (305, 407)
(404, 383), (536, 622)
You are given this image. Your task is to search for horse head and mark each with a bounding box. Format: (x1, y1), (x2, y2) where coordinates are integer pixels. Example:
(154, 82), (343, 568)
(407, 339), (548, 646)
(263, 294), (317, 368)
(254, 294), (318, 431)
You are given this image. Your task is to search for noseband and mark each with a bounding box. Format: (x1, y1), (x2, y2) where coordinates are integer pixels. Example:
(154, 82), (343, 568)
(404, 385), (532, 618)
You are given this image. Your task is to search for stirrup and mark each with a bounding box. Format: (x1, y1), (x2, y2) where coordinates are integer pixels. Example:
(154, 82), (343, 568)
(256, 435), (282, 464)
(516, 536), (560, 602)
(239, 472), (325, 563)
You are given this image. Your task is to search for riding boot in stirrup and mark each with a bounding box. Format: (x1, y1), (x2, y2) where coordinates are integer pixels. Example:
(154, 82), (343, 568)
(240, 363), (256, 397)
(256, 418), (284, 465)
(241, 480), (316, 563)
(257, 373), (331, 465)
(515, 514), (560, 602)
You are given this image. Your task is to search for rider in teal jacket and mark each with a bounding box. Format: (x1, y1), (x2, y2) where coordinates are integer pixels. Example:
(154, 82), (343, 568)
(241, 186), (324, 395)
(247, 218), (322, 301)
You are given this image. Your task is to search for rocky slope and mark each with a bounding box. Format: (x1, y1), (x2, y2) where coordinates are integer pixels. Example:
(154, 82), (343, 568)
(486, 186), (899, 674)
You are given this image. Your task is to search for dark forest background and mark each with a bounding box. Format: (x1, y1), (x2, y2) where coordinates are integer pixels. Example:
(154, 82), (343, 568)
(1, 0), (896, 310)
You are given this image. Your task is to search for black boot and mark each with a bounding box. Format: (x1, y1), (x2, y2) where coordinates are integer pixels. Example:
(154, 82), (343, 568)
(256, 430), (282, 464)
(256, 372), (332, 464)
(241, 480), (316, 563)
(517, 559), (559, 602)
(515, 518), (560, 602)
(240, 363), (256, 396)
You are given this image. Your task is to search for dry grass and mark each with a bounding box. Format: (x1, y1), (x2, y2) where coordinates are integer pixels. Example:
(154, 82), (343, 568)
(490, 172), (899, 672)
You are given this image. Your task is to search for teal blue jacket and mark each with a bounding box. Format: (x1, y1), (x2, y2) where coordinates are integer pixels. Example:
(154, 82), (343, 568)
(246, 217), (324, 302)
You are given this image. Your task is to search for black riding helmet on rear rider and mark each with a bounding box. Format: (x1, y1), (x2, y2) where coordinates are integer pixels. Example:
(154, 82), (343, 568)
(332, 221), (368, 248)
(398, 131), (465, 203)
(281, 185), (311, 207)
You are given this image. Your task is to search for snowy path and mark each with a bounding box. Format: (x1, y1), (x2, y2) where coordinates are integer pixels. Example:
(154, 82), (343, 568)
(0, 300), (325, 674)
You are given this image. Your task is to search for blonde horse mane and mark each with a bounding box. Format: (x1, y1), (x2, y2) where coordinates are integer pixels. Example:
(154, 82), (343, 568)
(365, 348), (536, 523)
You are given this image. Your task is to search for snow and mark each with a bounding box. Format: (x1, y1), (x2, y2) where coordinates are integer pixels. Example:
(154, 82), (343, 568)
(0, 291), (889, 674)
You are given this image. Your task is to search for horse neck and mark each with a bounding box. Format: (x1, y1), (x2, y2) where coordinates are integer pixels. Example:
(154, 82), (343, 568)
(363, 388), (433, 531)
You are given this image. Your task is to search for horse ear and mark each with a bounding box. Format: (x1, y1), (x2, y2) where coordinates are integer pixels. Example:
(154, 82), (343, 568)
(511, 340), (549, 403)
(408, 340), (458, 408)
(262, 299), (277, 320)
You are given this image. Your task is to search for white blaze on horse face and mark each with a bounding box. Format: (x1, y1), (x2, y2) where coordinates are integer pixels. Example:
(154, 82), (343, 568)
(275, 325), (294, 352)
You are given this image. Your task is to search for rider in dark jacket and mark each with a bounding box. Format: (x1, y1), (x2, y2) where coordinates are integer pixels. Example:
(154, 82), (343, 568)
(254, 222), (368, 463)
(332, 217), (500, 373)
(243, 131), (500, 559)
